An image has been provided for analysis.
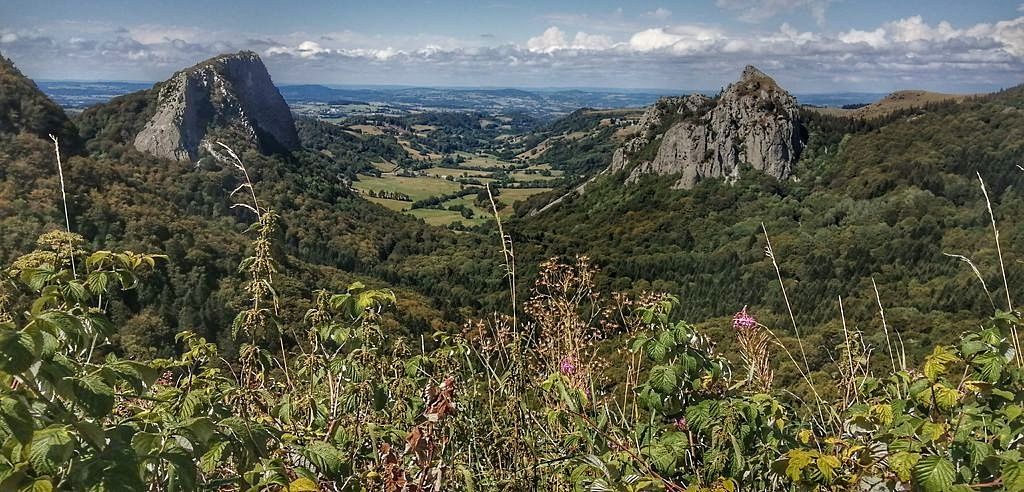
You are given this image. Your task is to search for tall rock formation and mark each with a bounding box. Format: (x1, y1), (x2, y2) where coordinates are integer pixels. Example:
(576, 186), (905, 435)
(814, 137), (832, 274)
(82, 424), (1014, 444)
(611, 65), (805, 188)
(133, 51), (299, 161)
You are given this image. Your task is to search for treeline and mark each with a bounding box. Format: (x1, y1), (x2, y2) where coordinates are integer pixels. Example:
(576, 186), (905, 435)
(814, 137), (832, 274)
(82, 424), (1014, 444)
(514, 84), (1024, 393)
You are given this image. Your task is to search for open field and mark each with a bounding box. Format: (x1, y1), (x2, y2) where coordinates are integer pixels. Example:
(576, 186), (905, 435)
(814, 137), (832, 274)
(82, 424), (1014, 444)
(351, 174), (461, 201)
(806, 90), (976, 119)
(407, 208), (487, 227)
(398, 139), (442, 161)
(363, 196), (410, 212)
(420, 166), (494, 180)
(347, 124), (385, 135)
(510, 168), (562, 181)
(371, 160), (399, 173)
(492, 187), (552, 212)
(456, 151), (515, 170)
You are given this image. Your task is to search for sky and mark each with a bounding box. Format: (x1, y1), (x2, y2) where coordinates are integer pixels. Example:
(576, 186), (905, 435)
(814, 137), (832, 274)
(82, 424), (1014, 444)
(1, 1), (1022, 92)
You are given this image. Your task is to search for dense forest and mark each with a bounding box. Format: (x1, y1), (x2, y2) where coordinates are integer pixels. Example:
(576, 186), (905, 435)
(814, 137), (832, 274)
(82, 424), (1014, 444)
(0, 52), (1022, 490)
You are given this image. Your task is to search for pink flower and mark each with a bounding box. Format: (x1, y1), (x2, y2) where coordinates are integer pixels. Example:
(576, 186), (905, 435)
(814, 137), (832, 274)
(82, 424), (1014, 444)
(559, 357), (577, 375)
(732, 307), (757, 330)
(674, 417), (688, 431)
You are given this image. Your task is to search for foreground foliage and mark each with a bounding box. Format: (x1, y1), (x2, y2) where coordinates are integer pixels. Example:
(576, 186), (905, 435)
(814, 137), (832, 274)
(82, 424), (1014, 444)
(0, 225), (1020, 491)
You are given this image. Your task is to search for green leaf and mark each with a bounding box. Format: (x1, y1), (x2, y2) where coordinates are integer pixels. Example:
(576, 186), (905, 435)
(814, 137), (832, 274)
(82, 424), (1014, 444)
(889, 451), (920, 482)
(0, 396), (33, 444)
(923, 346), (960, 382)
(28, 426), (73, 475)
(72, 375), (115, 418)
(783, 449), (814, 482)
(165, 452), (197, 492)
(301, 441), (346, 476)
(917, 384), (961, 411)
(912, 455), (955, 492)
(72, 420), (105, 451)
(644, 443), (676, 474)
(817, 454), (841, 483)
(29, 478), (53, 492)
(0, 330), (36, 374)
(1003, 459), (1024, 492)
(646, 339), (668, 363)
(103, 359), (159, 393)
(972, 352), (1005, 383)
(648, 365), (677, 393)
(287, 477), (319, 491)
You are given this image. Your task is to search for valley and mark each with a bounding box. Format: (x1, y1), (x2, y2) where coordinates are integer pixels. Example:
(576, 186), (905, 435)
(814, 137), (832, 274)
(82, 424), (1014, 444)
(2, 24), (1023, 488)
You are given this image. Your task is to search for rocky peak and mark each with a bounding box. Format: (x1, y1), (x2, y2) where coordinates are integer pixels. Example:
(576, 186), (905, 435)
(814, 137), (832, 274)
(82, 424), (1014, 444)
(133, 51), (299, 161)
(610, 65), (804, 189)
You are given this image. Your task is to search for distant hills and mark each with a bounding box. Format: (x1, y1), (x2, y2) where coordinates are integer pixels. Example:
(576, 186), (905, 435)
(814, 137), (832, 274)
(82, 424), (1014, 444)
(809, 90), (977, 119)
(38, 79), (897, 120)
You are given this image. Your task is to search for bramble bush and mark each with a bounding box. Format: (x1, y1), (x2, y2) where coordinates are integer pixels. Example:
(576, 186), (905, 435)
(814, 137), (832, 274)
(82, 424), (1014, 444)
(0, 147), (1020, 491)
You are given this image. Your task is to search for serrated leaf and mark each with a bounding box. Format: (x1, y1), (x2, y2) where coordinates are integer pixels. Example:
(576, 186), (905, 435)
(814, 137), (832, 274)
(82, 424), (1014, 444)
(817, 454), (841, 483)
(302, 441), (346, 476)
(646, 339), (668, 363)
(912, 455), (955, 492)
(28, 426), (73, 475)
(72, 374), (114, 418)
(0, 330), (35, 373)
(924, 346), (960, 382)
(0, 396), (33, 444)
(889, 451), (920, 482)
(648, 365), (677, 393)
(30, 478), (53, 492)
(287, 477), (319, 491)
(1003, 459), (1024, 491)
(784, 449), (814, 482)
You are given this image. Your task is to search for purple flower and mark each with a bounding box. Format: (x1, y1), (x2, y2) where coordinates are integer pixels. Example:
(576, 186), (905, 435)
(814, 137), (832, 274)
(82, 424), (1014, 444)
(732, 307), (757, 330)
(559, 357), (577, 375)
(674, 417), (688, 431)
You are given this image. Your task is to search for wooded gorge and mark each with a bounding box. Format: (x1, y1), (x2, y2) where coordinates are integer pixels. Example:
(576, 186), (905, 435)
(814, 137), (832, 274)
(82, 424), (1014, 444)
(0, 50), (1022, 491)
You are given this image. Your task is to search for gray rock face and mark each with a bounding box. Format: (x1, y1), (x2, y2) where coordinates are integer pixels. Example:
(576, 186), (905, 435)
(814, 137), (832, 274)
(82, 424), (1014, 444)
(611, 66), (804, 188)
(134, 51), (299, 161)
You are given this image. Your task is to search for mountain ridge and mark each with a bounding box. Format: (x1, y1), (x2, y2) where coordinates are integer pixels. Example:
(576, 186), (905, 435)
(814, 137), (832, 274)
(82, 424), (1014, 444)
(132, 50), (300, 161)
(610, 65), (805, 189)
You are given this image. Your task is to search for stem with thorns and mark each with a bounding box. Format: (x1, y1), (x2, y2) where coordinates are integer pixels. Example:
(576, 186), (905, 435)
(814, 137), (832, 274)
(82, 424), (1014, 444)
(49, 134), (76, 278)
(487, 184), (517, 332)
(838, 296), (857, 407)
(871, 277), (896, 373)
(977, 173), (1012, 312)
(943, 253), (997, 313)
(762, 223), (809, 374)
(977, 172), (1022, 366)
(217, 142), (262, 219)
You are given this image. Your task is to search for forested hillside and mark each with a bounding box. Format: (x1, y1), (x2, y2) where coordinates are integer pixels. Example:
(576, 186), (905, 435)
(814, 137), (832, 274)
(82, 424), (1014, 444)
(0, 50), (1022, 491)
(512, 87), (1024, 393)
(1, 58), (513, 358)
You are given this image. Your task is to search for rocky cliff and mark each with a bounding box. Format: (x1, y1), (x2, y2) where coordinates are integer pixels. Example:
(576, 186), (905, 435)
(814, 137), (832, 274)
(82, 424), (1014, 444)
(133, 51), (299, 161)
(611, 66), (804, 188)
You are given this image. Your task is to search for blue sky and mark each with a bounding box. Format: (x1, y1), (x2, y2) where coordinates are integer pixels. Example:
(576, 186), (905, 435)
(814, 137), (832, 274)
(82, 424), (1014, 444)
(1, 1), (1022, 92)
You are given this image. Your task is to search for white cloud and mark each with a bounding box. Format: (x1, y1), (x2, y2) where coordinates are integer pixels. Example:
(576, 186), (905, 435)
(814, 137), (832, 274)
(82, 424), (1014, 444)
(526, 26), (615, 53)
(838, 27), (888, 48)
(3, 14), (1023, 91)
(526, 26), (567, 53)
(716, 0), (831, 25)
(645, 8), (673, 20)
(629, 25), (723, 53)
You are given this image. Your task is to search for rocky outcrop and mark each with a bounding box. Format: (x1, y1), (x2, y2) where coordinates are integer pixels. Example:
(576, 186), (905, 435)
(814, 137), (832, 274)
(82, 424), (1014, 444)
(611, 66), (804, 188)
(133, 51), (299, 161)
